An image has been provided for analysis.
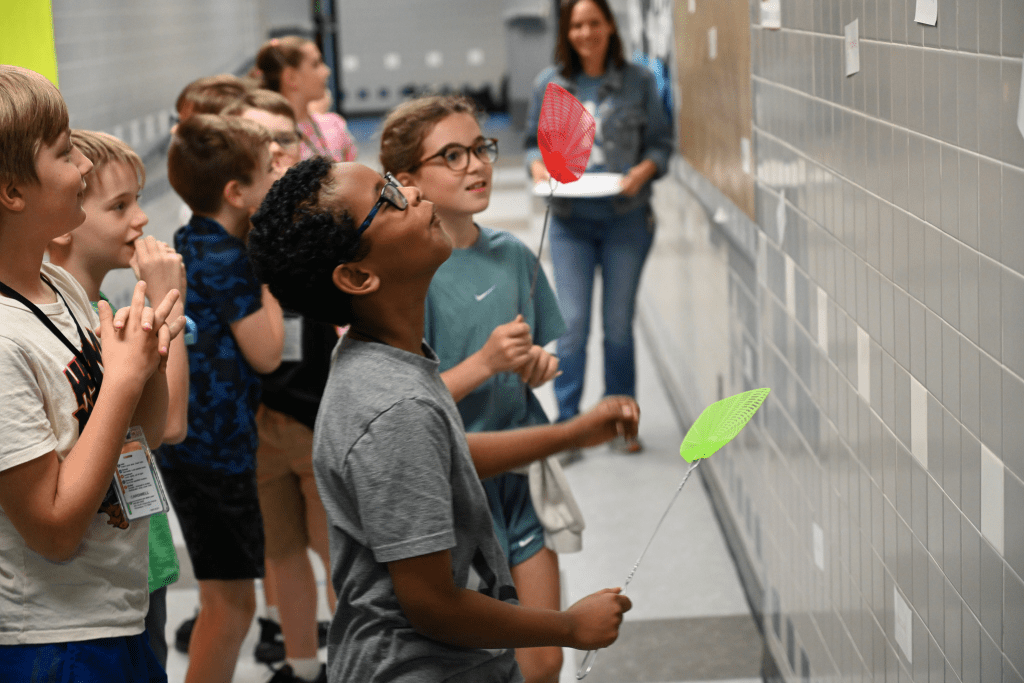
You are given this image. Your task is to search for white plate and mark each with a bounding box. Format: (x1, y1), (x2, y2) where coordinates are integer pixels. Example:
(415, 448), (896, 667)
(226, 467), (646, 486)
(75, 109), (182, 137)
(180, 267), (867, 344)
(533, 172), (624, 198)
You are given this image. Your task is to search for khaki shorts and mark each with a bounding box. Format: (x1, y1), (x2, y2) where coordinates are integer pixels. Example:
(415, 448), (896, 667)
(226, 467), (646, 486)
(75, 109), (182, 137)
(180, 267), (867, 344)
(255, 404), (330, 560)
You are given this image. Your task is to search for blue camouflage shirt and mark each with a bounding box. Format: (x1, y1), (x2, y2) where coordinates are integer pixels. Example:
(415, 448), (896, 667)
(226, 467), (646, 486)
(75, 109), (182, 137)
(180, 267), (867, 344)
(158, 215), (263, 474)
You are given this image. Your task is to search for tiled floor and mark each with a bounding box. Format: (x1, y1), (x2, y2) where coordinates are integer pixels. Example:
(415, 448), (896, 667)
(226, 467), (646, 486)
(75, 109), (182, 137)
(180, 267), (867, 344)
(137, 116), (768, 683)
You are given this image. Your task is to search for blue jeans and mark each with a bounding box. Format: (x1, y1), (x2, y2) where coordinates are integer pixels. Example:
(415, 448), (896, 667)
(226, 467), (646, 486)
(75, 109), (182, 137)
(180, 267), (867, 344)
(549, 203), (654, 421)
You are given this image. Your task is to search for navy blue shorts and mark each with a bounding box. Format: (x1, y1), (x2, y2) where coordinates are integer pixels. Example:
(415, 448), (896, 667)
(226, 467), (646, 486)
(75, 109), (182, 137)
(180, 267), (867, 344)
(161, 466), (265, 581)
(482, 472), (545, 566)
(0, 632), (166, 683)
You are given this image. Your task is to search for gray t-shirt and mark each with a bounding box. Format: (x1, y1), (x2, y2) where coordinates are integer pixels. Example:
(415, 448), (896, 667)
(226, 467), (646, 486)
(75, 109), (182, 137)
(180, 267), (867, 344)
(314, 337), (523, 683)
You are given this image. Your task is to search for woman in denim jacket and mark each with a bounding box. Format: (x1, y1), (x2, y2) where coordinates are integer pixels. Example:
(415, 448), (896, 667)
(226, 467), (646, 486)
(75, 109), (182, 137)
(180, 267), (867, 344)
(525, 0), (673, 452)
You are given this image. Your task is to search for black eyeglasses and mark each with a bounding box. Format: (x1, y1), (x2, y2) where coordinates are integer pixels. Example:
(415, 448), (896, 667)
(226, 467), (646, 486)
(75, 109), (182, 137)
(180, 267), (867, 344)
(416, 138), (499, 171)
(356, 173), (408, 236)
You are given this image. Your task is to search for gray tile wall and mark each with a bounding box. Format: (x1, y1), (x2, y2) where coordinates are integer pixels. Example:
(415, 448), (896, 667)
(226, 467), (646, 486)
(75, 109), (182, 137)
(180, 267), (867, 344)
(655, 0), (1024, 680)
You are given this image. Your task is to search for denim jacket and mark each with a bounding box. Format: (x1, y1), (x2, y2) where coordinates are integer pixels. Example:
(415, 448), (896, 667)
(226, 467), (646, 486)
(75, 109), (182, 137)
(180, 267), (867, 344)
(524, 60), (674, 216)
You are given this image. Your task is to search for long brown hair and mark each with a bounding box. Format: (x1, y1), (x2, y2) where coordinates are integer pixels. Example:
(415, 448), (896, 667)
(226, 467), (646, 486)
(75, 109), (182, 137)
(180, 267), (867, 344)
(555, 0), (626, 79)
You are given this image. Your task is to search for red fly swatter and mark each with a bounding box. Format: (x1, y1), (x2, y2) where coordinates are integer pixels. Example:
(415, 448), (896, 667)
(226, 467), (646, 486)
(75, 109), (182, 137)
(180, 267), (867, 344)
(527, 83), (596, 304)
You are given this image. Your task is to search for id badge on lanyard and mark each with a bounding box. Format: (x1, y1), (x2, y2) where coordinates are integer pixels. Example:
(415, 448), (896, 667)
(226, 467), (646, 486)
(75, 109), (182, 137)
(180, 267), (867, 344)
(114, 426), (171, 521)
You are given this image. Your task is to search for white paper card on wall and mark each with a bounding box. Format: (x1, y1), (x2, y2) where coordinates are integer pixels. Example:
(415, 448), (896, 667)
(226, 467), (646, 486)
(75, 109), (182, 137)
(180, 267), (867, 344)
(785, 255), (795, 316)
(845, 20), (860, 76)
(1018, 52), (1024, 141)
(383, 53), (401, 70)
(894, 587), (913, 663)
(775, 190), (787, 245)
(910, 376), (928, 469)
(812, 522), (824, 571)
(741, 137), (752, 175)
(343, 55), (360, 72)
(817, 287), (828, 352)
(980, 444), (1005, 554)
(467, 48), (485, 67)
(914, 0), (938, 25)
(761, 0), (781, 29)
(688, 0), (696, 14)
(857, 326), (870, 400)
(743, 342), (754, 382)
(708, 27), (718, 60)
(425, 51), (444, 68)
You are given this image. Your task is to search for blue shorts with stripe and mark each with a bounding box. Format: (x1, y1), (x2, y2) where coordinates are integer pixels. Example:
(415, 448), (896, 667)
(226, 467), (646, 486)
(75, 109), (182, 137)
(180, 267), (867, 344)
(482, 472), (545, 567)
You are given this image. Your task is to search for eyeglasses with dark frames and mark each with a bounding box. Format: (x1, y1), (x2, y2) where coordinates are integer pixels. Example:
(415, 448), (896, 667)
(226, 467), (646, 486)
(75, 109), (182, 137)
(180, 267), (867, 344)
(356, 173), (408, 236)
(415, 138), (499, 172)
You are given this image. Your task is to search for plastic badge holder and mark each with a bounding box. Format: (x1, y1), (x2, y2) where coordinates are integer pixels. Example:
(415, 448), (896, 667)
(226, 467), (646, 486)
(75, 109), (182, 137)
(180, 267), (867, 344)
(113, 426), (171, 522)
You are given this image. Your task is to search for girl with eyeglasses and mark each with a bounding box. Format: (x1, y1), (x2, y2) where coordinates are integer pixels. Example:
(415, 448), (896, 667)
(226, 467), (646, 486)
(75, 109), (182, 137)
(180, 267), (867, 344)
(254, 36), (358, 164)
(381, 95), (640, 683)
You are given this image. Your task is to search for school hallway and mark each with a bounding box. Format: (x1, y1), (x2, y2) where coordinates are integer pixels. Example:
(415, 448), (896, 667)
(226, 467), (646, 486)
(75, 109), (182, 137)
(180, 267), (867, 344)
(150, 117), (769, 683)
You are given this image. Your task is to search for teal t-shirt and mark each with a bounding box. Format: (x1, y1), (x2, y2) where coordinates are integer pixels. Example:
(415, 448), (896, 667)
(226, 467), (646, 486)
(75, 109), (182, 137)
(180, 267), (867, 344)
(424, 226), (566, 433)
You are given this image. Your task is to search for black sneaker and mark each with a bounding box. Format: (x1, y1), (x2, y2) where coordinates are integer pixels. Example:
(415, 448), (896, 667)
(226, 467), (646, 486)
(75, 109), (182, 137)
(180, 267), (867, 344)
(317, 620), (329, 648)
(267, 663), (327, 683)
(174, 614), (196, 654)
(254, 617), (285, 664)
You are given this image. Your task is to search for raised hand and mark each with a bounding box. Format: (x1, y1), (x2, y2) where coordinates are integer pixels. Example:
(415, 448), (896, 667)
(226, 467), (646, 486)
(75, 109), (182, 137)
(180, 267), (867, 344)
(568, 396), (640, 449)
(514, 345), (560, 388)
(565, 588), (632, 650)
(130, 236), (186, 302)
(479, 314), (533, 375)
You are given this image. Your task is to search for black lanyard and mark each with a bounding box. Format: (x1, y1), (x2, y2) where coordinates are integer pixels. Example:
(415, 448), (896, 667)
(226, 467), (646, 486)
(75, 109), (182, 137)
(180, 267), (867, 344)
(0, 275), (103, 387)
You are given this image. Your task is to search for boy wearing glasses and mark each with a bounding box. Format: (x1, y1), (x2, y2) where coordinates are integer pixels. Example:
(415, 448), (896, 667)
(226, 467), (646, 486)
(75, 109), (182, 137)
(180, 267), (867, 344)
(248, 158), (636, 683)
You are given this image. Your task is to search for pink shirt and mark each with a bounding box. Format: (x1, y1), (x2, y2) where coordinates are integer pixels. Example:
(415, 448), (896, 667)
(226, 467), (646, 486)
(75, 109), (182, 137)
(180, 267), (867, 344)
(299, 112), (358, 162)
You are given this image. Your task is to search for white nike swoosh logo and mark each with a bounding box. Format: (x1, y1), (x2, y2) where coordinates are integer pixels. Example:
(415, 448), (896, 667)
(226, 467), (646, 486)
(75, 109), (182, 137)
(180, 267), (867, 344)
(475, 285), (497, 301)
(517, 534), (536, 548)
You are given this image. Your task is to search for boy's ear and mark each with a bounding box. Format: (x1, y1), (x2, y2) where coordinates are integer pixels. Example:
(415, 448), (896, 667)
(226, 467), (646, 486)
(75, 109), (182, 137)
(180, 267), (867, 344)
(222, 179), (245, 211)
(332, 262), (380, 297)
(0, 180), (25, 213)
(394, 171), (415, 188)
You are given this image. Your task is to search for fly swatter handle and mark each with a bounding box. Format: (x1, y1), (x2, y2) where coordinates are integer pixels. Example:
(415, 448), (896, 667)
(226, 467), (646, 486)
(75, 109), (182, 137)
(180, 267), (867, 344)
(576, 649), (599, 679)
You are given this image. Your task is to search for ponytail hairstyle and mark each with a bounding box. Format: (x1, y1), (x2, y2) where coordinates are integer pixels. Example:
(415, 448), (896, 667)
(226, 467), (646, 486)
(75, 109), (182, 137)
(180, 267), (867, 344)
(253, 36), (312, 93)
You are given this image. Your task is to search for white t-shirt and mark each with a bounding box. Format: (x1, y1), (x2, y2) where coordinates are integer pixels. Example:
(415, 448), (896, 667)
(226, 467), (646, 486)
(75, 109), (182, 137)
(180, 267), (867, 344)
(0, 263), (149, 645)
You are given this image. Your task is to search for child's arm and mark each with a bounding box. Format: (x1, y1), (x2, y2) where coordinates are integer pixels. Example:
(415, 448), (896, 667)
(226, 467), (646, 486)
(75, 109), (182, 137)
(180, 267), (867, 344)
(389, 549), (630, 649)
(230, 285), (284, 374)
(131, 236), (188, 444)
(440, 315), (532, 402)
(0, 283), (179, 561)
(466, 396), (640, 479)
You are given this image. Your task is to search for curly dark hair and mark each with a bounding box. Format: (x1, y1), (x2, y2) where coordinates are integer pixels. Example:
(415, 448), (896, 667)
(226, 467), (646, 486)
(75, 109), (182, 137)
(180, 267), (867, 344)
(248, 156), (369, 326)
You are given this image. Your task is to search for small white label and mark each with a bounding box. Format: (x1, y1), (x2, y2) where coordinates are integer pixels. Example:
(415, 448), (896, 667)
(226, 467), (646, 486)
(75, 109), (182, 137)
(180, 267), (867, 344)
(713, 206), (729, 224)
(761, 0), (781, 28)
(817, 287), (828, 351)
(857, 325), (870, 400)
(342, 55), (360, 73)
(743, 343), (754, 382)
(467, 48), (485, 67)
(383, 53), (401, 70)
(688, 0), (696, 14)
(910, 376), (928, 468)
(741, 137), (752, 175)
(1018, 51), (1024, 141)
(775, 190), (787, 245)
(980, 445), (1005, 554)
(425, 50), (444, 68)
(282, 315), (303, 363)
(708, 27), (718, 60)
(894, 587), (913, 663)
(812, 522), (824, 570)
(845, 20), (860, 76)
(914, 0), (938, 25)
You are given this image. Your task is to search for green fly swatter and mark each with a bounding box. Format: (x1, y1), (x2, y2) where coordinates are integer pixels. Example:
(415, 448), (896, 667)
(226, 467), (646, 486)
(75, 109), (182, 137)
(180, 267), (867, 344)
(577, 388), (770, 680)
